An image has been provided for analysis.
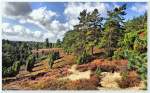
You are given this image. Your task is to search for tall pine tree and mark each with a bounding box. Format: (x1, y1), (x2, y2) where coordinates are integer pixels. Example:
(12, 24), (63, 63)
(101, 4), (126, 57)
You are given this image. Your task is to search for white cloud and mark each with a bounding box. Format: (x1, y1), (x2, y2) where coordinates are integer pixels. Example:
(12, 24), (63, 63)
(113, 3), (119, 8)
(2, 23), (10, 30)
(3, 2), (109, 42)
(2, 23), (19, 36)
(26, 19), (49, 32)
(43, 20), (69, 42)
(34, 31), (43, 38)
(2, 23), (44, 42)
(2, 22), (66, 42)
(48, 20), (69, 33)
(29, 7), (57, 24)
(64, 2), (108, 30)
(19, 19), (26, 24)
(131, 3), (148, 13)
(64, 3), (107, 18)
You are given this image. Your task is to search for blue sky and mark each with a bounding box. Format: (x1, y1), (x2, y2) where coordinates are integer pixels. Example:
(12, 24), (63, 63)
(2, 2), (148, 42)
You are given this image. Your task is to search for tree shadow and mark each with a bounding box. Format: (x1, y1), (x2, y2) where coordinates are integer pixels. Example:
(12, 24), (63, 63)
(93, 52), (106, 59)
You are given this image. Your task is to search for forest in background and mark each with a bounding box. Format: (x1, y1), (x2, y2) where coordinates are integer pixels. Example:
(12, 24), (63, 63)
(2, 4), (147, 90)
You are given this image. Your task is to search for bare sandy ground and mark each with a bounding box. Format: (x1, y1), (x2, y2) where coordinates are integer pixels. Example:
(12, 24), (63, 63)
(60, 65), (91, 80)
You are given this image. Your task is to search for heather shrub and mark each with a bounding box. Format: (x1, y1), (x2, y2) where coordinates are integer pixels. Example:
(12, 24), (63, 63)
(30, 79), (69, 90)
(65, 79), (98, 90)
(118, 71), (141, 88)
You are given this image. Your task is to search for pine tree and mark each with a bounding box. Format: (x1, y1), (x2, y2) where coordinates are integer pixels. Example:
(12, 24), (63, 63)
(101, 4), (126, 57)
(45, 38), (49, 48)
(86, 9), (103, 55)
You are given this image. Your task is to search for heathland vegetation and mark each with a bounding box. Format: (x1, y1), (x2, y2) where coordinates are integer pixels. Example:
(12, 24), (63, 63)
(2, 4), (147, 90)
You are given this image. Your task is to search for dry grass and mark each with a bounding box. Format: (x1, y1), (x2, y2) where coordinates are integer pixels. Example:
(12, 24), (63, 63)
(52, 55), (75, 68)
(65, 79), (98, 90)
(100, 72), (122, 89)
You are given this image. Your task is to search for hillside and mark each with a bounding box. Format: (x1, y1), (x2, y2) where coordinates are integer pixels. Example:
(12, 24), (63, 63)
(2, 4), (147, 90)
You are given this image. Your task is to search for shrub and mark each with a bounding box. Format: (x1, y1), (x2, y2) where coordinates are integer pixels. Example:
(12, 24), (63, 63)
(95, 67), (102, 76)
(53, 51), (60, 60)
(12, 61), (20, 75)
(2, 61), (21, 77)
(37, 55), (47, 62)
(76, 59), (128, 72)
(30, 79), (69, 90)
(65, 79), (98, 90)
(48, 53), (54, 69)
(113, 49), (147, 80)
(76, 64), (90, 72)
(48, 51), (60, 69)
(118, 71), (141, 88)
(26, 55), (36, 72)
(76, 51), (90, 65)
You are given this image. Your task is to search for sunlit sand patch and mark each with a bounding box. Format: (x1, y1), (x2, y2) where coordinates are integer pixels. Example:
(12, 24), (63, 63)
(60, 65), (91, 80)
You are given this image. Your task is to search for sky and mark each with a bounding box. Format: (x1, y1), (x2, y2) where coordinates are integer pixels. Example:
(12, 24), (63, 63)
(2, 2), (148, 43)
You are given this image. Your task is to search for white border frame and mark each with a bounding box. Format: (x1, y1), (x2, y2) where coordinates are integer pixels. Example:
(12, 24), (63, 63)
(0, 0), (149, 93)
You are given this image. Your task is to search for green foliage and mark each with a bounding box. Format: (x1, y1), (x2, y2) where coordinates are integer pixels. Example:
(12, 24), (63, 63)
(100, 4), (126, 57)
(56, 39), (62, 48)
(48, 53), (54, 69)
(63, 9), (103, 55)
(2, 4), (147, 88)
(2, 40), (33, 77)
(76, 51), (90, 65)
(48, 51), (60, 68)
(54, 51), (60, 60)
(3, 61), (20, 77)
(95, 67), (101, 76)
(63, 30), (80, 54)
(26, 55), (36, 72)
(37, 56), (48, 62)
(118, 30), (147, 53)
(113, 49), (147, 80)
(113, 14), (147, 80)
(45, 38), (49, 48)
(133, 33), (147, 53)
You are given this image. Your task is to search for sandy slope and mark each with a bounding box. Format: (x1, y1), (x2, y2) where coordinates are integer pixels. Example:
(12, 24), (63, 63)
(60, 65), (91, 80)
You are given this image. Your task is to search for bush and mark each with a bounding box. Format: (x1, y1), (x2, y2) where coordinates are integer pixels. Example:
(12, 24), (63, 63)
(113, 49), (147, 80)
(26, 55), (36, 72)
(3, 61), (21, 77)
(76, 51), (90, 65)
(54, 51), (60, 60)
(95, 67), (102, 76)
(65, 79), (98, 90)
(31, 79), (69, 90)
(36, 55), (47, 62)
(12, 61), (20, 75)
(48, 51), (60, 69)
(118, 71), (141, 88)
(48, 53), (54, 69)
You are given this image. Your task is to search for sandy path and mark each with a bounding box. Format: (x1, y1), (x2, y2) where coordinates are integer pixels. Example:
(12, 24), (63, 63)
(60, 65), (91, 80)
